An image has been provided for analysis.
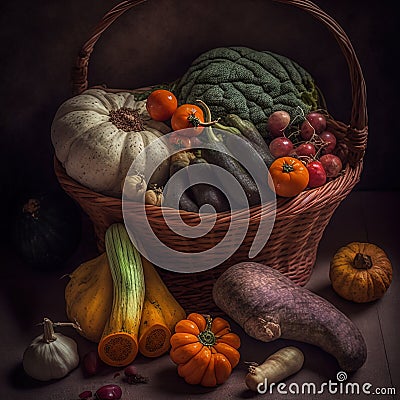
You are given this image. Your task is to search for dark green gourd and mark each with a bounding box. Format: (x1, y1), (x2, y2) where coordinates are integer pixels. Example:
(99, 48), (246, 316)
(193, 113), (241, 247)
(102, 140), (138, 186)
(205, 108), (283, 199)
(12, 191), (82, 270)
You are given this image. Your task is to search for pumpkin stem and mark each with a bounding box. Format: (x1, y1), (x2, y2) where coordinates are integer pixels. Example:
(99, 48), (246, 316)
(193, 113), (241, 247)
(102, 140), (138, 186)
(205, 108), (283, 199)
(41, 318), (57, 343)
(198, 315), (216, 346)
(39, 317), (82, 343)
(353, 253), (373, 269)
(109, 108), (144, 132)
(23, 198), (40, 219)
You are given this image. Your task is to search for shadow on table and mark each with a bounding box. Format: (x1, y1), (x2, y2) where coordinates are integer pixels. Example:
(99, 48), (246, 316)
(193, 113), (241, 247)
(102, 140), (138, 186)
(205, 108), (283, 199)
(7, 362), (60, 390)
(151, 363), (223, 396)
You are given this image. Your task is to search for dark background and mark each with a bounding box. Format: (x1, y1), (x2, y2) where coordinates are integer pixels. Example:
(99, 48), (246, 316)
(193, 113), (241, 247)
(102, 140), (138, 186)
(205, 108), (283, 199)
(0, 0), (397, 243)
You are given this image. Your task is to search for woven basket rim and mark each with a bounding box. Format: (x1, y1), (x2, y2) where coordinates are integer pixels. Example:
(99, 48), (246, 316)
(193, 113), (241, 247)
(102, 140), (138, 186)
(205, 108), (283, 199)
(54, 155), (362, 220)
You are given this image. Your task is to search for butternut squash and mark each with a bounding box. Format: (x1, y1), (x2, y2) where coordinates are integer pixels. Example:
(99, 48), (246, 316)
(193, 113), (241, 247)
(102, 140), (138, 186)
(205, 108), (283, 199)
(138, 257), (186, 357)
(98, 224), (145, 367)
(65, 253), (112, 342)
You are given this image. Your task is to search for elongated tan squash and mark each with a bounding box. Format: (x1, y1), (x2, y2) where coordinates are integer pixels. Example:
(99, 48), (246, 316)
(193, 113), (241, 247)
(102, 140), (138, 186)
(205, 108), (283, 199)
(98, 224), (145, 367)
(139, 298), (171, 357)
(138, 257), (186, 357)
(141, 257), (186, 331)
(65, 253), (112, 342)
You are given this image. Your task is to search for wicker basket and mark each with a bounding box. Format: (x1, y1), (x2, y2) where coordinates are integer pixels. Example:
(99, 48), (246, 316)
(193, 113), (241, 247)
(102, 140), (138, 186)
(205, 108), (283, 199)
(54, 0), (368, 314)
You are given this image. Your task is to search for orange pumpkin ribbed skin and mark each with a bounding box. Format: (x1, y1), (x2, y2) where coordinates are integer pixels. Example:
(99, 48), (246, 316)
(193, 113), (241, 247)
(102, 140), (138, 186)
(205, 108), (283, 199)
(211, 317), (231, 336)
(170, 313), (240, 387)
(187, 313), (207, 331)
(329, 242), (392, 303)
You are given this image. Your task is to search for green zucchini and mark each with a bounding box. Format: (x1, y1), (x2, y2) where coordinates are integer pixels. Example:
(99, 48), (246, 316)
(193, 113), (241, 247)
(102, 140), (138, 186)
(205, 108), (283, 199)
(98, 223), (145, 367)
(197, 101), (261, 208)
(225, 114), (275, 167)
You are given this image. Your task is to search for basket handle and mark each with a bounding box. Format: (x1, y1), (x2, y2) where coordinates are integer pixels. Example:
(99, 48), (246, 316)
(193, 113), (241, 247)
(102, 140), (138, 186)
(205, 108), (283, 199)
(72, 0), (367, 159)
(72, 0), (148, 96)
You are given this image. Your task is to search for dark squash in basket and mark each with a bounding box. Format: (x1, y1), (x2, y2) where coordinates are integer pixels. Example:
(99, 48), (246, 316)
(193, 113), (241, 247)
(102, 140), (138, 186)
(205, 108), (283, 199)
(12, 191), (82, 270)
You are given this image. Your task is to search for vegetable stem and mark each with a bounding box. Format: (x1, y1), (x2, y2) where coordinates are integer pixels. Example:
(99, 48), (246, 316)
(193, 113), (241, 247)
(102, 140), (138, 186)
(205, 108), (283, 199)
(198, 315), (216, 346)
(194, 99), (220, 127)
(282, 162), (295, 173)
(22, 199), (40, 219)
(40, 318), (82, 343)
(42, 318), (56, 343)
(195, 99), (221, 141)
(353, 253), (373, 269)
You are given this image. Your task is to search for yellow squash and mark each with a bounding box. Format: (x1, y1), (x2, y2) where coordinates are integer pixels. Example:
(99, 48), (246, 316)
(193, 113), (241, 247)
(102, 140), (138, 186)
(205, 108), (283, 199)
(65, 253), (112, 342)
(65, 227), (186, 360)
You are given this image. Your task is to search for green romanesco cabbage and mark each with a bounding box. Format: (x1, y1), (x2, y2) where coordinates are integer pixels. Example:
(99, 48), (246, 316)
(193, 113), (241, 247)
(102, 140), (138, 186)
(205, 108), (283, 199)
(175, 47), (319, 137)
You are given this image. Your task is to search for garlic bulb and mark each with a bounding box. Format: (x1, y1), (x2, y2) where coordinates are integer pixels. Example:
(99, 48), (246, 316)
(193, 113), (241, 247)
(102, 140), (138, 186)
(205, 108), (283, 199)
(23, 317), (80, 381)
(122, 174), (147, 201)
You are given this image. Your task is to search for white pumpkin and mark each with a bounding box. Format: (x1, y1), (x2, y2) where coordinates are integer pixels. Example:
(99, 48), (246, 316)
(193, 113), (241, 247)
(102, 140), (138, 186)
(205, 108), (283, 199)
(51, 89), (171, 197)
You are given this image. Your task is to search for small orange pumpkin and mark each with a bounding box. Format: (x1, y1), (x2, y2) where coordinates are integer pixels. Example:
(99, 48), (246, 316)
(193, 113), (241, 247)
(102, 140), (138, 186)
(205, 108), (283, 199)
(170, 313), (241, 387)
(329, 242), (392, 303)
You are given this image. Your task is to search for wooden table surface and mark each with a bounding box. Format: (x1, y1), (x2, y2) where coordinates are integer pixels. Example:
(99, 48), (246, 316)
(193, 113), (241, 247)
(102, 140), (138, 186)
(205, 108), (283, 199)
(1, 190), (399, 400)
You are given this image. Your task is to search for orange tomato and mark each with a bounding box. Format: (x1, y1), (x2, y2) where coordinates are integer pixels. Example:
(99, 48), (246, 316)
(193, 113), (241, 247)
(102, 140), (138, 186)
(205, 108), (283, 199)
(171, 104), (205, 135)
(268, 156), (309, 197)
(146, 89), (177, 121)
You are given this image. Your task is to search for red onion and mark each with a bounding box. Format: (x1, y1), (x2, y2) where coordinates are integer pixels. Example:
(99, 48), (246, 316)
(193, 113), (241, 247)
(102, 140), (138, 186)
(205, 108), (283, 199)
(320, 154), (343, 178)
(267, 111), (291, 137)
(83, 351), (102, 376)
(124, 365), (138, 377)
(306, 112), (326, 135)
(79, 391), (92, 399)
(95, 384), (122, 400)
(295, 142), (316, 157)
(123, 365), (149, 385)
(319, 131), (337, 154)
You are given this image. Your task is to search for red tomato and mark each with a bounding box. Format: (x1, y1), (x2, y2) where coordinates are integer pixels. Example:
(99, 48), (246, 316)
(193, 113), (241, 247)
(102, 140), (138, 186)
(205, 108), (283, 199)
(171, 104), (205, 136)
(146, 89), (178, 121)
(307, 160), (327, 188)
